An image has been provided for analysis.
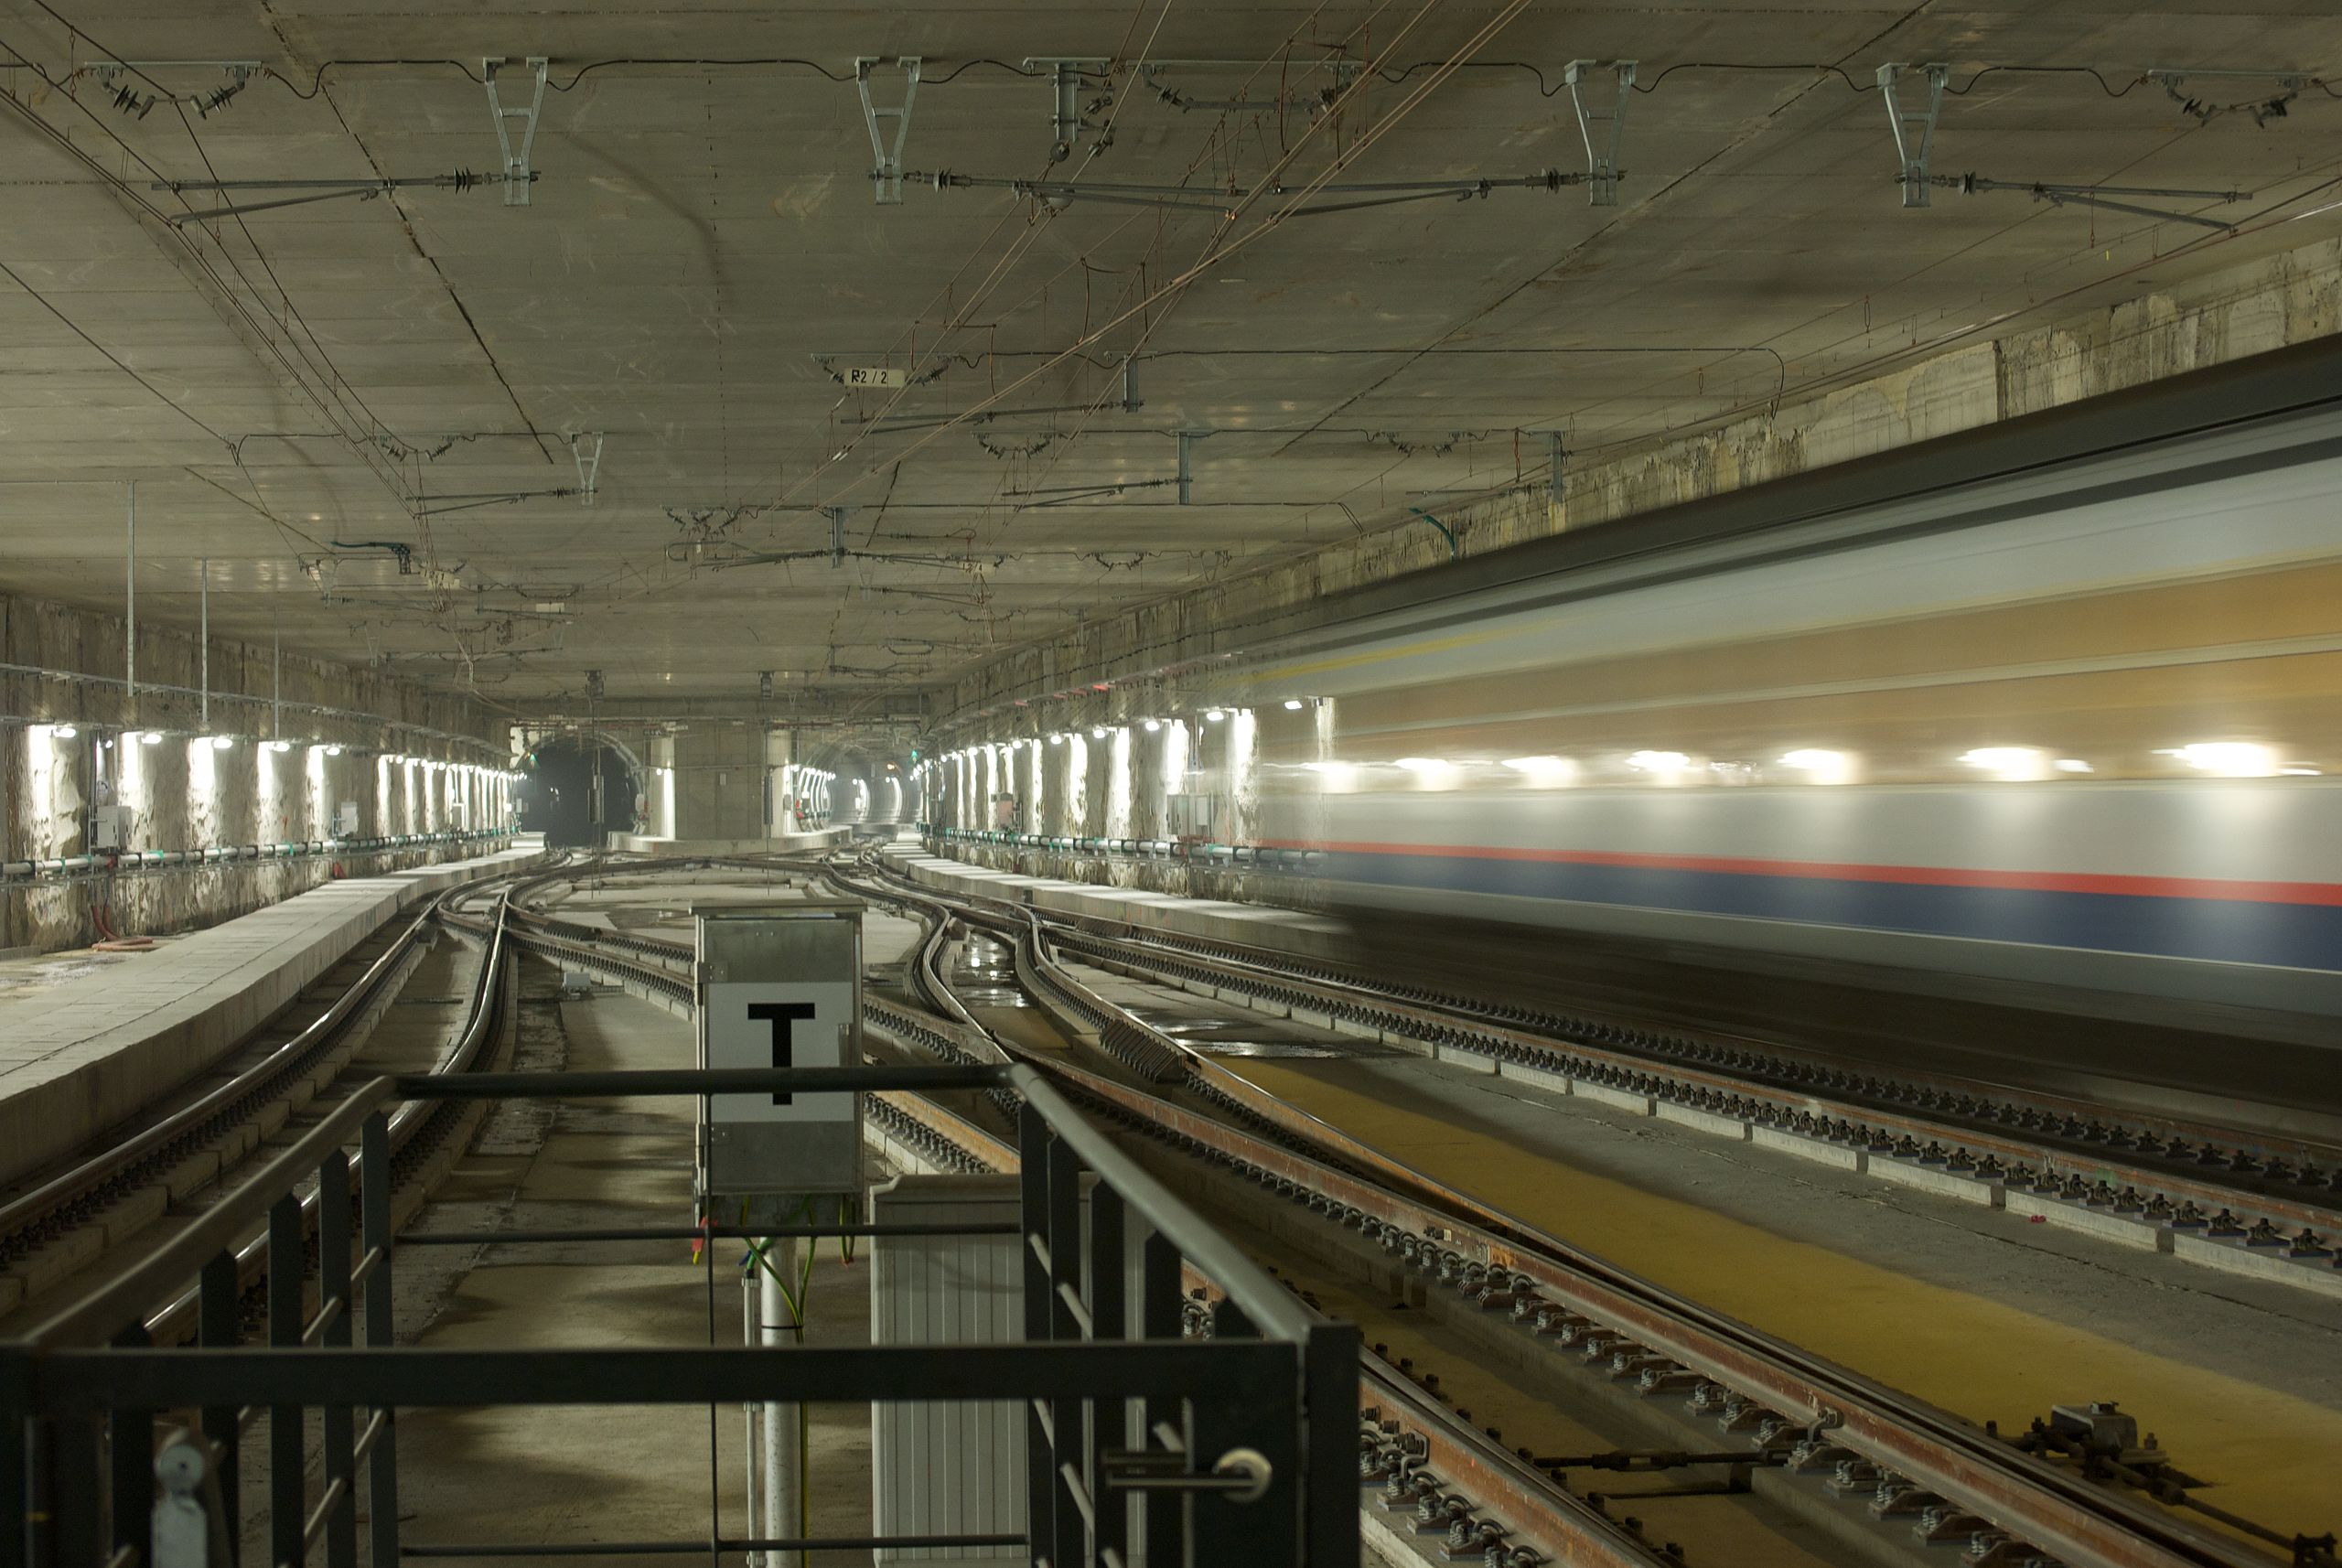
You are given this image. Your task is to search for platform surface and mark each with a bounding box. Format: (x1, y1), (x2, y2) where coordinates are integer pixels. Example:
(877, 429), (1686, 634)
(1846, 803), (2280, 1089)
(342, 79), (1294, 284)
(612, 829), (854, 855)
(882, 845), (1351, 960)
(0, 839), (547, 1188)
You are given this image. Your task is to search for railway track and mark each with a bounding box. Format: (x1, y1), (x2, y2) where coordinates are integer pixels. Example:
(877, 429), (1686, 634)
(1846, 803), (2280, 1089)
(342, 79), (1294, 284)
(512, 854), (2331, 1568)
(0, 858), (562, 1340)
(843, 851), (2342, 1297)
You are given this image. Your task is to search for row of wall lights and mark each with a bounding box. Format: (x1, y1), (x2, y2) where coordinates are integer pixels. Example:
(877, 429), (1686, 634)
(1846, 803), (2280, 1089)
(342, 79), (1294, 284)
(39, 724), (522, 775)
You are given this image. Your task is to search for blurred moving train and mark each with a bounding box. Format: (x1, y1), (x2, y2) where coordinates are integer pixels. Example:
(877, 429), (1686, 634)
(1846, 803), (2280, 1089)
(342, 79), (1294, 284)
(1240, 348), (2342, 1044)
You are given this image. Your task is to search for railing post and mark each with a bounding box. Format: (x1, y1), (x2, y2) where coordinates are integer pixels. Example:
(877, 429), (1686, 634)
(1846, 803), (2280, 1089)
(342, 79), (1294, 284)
(1138, 1230), (1184, 1567)
(1190, 1301), (1300, 1565)
(46, 1412), (102, 1567)
(199, 1249), (243, 1553)
(360, 1112), (400, 1568)
(1017, 1100), (1053, 1568)
(1305, 1323), (1362, 1568)
(1088, 1187), (1127, 1567)
(317, 1151), (358, 1568)
(1046, 1133), (1086, 1563)
(268, 1190), (306, 1567)
(0, 1350), (27, 1568)
(110, 1324), (154, 1564)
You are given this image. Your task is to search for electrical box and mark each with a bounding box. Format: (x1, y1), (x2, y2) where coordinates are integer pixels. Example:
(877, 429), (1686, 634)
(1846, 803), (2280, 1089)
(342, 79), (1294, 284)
(1166, 792), (1219, 843)
(91, 806), (131, 852)
(694, 899), (865, 1208)
(334, 800), (360, 838)
(869, 1176), (1027, 1562)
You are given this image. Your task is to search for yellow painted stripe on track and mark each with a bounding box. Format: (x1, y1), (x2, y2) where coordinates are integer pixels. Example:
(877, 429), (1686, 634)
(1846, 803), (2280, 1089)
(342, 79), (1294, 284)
(1221, 1057), (2342, 1543)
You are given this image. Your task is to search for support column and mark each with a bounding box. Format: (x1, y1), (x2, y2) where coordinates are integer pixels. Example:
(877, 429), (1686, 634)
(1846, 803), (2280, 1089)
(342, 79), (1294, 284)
(762, 727), (790, 850)
(759, 1237), (808, 1568)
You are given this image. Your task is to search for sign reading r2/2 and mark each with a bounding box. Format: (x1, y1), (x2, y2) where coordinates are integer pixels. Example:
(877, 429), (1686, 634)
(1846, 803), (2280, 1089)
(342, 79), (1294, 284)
(843, 365), (905, 388)
(705, 982), (855, 1124)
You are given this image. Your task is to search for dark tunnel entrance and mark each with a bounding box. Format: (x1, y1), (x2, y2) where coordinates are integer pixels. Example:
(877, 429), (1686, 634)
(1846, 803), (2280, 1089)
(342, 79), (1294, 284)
(515, 736), (640, 847)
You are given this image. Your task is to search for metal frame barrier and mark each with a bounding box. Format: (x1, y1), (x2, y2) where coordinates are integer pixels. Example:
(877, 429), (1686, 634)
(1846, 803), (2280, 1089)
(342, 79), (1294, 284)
(2, 1062), (1358, 1567)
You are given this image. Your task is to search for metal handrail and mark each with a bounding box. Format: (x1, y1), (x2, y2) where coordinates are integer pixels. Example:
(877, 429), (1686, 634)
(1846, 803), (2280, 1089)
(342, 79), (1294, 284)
(6, 1058), (1357, 1568)
(1010, 1065), (1316, 1342)
(18, 898), (514, 1351)
(13, 1060), (1315, 1352)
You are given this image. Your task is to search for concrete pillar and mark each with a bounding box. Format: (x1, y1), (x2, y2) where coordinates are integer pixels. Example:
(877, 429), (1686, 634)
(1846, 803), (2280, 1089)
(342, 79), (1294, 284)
(1058, 733), (1087, 836)
(1228, 707), (1259, 845)
(758, 1237), (807, 1566)
(650, 735), (677, 838)
(673, 724), (765, 841)
(763, 728), (791, 841)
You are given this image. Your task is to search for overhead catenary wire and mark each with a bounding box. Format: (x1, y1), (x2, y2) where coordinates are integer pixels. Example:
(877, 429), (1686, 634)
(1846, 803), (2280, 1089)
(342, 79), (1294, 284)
(927, 0), (1522, 631)
(163, 98), (417, 463)
(186, 49), (2323, 111)
(0, 44), (424, 509)
(897, 167), (1588, 215)
(731, 0), (1475, 526)
(1002, 0), (1537, 560)
(2, 16), (424, 473)
(784, 0), (1208, 551)
(706, 0), (1370, 526)
(12, 4), (2326, 681)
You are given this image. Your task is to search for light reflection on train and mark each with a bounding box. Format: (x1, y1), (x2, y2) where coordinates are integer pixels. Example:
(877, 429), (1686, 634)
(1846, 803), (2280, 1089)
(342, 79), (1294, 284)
(1245, 413), (2342, 1026)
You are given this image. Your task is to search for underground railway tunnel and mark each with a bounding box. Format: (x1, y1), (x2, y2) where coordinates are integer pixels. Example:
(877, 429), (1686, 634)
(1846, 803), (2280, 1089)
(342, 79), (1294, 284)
(2, 4), (2340, 1565)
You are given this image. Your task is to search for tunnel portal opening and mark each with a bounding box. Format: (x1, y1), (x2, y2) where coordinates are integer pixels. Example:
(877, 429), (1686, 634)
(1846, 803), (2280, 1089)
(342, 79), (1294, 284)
(516, 736), (640, 847)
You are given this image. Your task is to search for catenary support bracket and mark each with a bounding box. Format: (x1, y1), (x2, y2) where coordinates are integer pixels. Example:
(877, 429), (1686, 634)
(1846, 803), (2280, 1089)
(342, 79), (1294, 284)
(568, 433), (603, 505)
(823, 506), (855, 566)
(1931, 173), (2249, 230)
(482, 57), (548, 206)
(856, 57), (922, 204)
(1024, 58), (1113, 162)
(1878, 61), (1949, 209)
(1564, 59), (1634, 206)
(1176, 431), (1209, 506)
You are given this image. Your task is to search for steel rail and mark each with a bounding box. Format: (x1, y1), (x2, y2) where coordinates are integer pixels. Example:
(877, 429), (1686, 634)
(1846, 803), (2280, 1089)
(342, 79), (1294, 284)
(139, 882), (527, 1346)
(845, 994), (1677, 1568)
(817, 854), (2290, 1568)
(857, 850), (2342, 1254)
(1067, 922), (2342, 1229)
(0, 908), (434, 1259)
(557, 863), (2240, 1568)
(0, 854), (557, 1282)
(525, 858), (2272, 1568)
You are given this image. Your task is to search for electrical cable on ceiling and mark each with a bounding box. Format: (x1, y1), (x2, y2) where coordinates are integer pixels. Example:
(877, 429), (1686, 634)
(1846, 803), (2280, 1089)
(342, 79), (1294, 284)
(255, 54), (1047, 99)
(0, 45), (424, 509)
(154, 169), (505, 225)
(901, 167), (1589, 215)
(164, 99), (412, 465)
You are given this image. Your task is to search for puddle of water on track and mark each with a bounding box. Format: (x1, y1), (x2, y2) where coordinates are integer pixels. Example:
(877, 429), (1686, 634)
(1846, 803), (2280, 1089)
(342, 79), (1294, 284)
(1120, 1005), (1406, 1059)
(949, 933), (1027, 1008)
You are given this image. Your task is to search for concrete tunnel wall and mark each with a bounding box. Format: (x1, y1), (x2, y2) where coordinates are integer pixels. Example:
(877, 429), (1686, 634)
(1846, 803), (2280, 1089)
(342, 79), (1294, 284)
(921, 700), (1314, 906)
(912, 235), (2342, 911)
(1, 587), (511, 952)
(936, 236), (2342, 735)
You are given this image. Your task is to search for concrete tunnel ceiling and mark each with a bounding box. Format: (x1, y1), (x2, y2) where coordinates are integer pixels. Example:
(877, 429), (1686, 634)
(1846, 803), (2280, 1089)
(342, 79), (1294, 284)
(5, 2), (2342, 731)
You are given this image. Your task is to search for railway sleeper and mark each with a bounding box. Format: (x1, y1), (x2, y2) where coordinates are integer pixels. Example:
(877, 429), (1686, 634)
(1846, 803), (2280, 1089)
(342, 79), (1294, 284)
(1099, 1081), (2095, 1568)
(1036, 915), (2342, 1230)
(1046, 928), (2342, 1293)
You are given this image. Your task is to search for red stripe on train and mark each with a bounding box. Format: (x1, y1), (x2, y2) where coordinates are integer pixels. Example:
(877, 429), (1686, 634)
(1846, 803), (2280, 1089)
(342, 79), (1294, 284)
(1261, 841), (2342, 908)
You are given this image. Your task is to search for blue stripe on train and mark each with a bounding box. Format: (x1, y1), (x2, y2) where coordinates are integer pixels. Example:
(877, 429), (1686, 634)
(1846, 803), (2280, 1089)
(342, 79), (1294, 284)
(1325, 851), (2342, 972)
